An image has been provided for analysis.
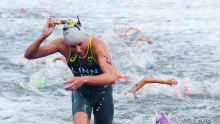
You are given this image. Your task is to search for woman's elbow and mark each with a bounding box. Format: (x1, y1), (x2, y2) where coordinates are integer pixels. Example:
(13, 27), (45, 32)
(111, 78), (116, 84)
(109, 75), (116, 84)
(24, 54), (30, 59)
(24, 53), (34, 60)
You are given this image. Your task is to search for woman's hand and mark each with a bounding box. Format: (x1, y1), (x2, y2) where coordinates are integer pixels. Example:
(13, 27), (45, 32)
(42, 17), (55, 37)
(63, 77), (86, 90)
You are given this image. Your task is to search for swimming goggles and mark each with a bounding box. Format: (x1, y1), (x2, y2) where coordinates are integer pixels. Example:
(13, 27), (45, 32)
(54, 16), (81, 26)
(55, 19), (75, 25)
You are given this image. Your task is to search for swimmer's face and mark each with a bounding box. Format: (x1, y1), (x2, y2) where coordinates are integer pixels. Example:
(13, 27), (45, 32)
(68, 39), (88, 57)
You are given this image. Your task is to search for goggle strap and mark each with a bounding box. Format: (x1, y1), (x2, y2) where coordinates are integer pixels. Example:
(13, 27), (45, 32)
(77, 16), (81, 25)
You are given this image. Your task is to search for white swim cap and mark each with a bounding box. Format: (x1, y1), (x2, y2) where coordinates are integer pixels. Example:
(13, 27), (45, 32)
(63, 24), (87, 44)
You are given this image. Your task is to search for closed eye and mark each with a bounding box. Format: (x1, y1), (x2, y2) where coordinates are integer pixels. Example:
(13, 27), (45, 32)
(78, 43), (82, 46)
(70, 42), (82, 48)
(70, 45), (76, 48)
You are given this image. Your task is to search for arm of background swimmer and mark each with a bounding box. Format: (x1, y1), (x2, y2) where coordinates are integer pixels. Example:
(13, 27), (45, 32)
(130, 37), (153, 48)
(53, 56), (67, 63)
(130, 78), (172, 92)
(38, 10), (53, 16)
(83, 39), (116, 85)
(24, 37), (65, 59)
(121, 27), (141, 35)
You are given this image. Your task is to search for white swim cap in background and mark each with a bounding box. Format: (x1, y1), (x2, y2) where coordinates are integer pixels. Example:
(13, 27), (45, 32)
(63, 24), (87, 44)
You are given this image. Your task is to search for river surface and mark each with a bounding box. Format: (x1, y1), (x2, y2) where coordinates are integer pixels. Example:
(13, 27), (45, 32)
(0, 0), (220, 123)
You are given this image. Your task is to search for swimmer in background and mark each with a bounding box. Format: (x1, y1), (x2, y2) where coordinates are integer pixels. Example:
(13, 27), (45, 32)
(35, 56), (66, 65)
(130, 37), (153, 48)
(10, 8), (54, 18)
(156, 114), (170, 124)
(127, 78), (178, 99)
(21, 8), (29, 12)
(53, 56), (67, 63)
(120, 27), (153, 48)
(120, 27), (142, 37)
(180, 87), (220, 98)
(10, 8), (29, 18)
(10, 12), (22, 18)
(38, 10), (55, 18)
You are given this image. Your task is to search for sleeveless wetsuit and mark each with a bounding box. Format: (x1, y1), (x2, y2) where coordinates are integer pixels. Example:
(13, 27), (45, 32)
(67, 37), (113, 124)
